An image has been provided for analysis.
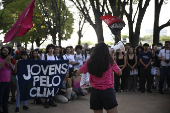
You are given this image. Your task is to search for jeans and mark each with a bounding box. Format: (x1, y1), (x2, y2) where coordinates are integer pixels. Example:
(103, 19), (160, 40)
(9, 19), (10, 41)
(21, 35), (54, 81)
(16, 81), (27, 108)
(159, 66), (170, 91)
(0, 82), (10, 113)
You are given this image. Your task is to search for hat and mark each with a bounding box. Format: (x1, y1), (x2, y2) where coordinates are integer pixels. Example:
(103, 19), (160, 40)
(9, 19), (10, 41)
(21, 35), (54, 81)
(21, 51), (27, 55)
(16, 50), (21, 54)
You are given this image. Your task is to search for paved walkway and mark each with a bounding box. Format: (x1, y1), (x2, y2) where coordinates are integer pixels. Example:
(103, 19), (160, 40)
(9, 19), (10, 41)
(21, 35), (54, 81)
(8, 90), (170, 113)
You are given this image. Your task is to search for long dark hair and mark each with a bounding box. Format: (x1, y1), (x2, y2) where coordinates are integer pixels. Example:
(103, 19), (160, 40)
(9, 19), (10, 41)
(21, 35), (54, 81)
(87, 42), (113, 77)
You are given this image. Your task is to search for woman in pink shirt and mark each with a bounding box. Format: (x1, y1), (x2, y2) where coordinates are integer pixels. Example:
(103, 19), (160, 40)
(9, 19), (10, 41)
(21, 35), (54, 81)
(77, 42), (122, 113)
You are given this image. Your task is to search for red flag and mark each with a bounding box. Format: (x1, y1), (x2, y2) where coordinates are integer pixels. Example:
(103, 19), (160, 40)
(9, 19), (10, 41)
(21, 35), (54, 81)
(100, 15), (125, 35)
(2, 0), (36, 43)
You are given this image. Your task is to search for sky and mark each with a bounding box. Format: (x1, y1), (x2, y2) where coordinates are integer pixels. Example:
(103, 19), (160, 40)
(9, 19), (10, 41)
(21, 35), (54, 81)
(0, 0), (170, 48)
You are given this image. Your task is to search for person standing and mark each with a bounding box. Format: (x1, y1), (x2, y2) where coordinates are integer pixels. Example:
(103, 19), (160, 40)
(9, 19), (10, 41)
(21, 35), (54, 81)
(41, 44), (58, 108)
(158, 41), (170, 95)
(14, 51), (30, 113)
(77, 42), (122, 113)
(63, 46), (75, 78)
(0, 47), (14, 113)
(139, 43), (152, 93)
(115, 49), (127, 92)
(54, 46), (63, 60)
(74, 45), (86, 69)
(152, 43), (162, 91)
(127, 47), (138, 91)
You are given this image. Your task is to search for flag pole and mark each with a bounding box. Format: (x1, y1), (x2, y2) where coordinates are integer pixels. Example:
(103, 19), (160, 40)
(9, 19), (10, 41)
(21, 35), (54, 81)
(10, 24), (21, 55)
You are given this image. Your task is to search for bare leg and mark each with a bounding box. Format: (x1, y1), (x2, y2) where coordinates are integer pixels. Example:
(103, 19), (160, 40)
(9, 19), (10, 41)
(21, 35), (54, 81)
(106, 107), (118, 113)
(84, 91), (88, 95)
(94, 110), (103, 113)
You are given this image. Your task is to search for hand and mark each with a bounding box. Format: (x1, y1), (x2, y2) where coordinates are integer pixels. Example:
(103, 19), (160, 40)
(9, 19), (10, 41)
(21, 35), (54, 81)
(144, 65), (148, 69)
(6, 55), (12, 61)
(131, 67), (134, 71)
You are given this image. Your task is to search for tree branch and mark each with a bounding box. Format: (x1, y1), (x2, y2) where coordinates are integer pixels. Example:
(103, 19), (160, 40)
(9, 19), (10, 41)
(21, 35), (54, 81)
(159, 19), (170, 30)
(133, 4), (139, 22)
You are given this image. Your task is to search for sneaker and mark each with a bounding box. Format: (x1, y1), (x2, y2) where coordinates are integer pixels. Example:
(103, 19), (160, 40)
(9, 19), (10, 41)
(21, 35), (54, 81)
(15, 107), (19, 113)
(23, 106), (29, 110)
(49, 101), (57, 107)
(147, 90), (152, 93)
(44, 102), (49, 108)
(120, 90), (123, 92)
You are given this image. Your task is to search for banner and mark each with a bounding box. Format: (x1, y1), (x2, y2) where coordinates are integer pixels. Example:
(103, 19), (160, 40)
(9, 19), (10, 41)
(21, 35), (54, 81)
(17, 60), (69, 101)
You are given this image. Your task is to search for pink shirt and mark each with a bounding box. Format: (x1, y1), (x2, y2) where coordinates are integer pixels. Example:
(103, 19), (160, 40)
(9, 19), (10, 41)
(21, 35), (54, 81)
(80, 60), (120, 90)
(0, 56), (11, 82)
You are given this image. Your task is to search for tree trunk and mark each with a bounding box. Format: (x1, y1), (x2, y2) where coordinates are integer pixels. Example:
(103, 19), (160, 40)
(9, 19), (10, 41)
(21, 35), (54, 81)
(115, 31), (121, 43)
(52, 33), (56, 45)
(35, 37), (40, 47)
(128, 20), (134, 45)
(58, 31), (61, 46)
(153, 0), (161, 44)
(31, 41), (34, 50)
(58, 37), (61, 46)
(25, 42), (27, 49)
(94, 19), (104, 42)
(78, 30), (82, 45)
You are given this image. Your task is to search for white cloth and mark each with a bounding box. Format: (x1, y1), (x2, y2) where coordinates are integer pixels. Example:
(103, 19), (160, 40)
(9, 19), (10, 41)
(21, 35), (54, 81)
(41, 54), (58, 61)
(55, 88), (72, 102)
(63, 54), (75, 68)
(74, 53), (86, 69)
(158, 49), (170, 66)
(86, 54), (90, 61)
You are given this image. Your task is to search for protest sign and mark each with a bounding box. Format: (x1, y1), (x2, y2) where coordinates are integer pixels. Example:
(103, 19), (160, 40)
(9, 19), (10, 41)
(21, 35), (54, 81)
(17, 60), (69, 101)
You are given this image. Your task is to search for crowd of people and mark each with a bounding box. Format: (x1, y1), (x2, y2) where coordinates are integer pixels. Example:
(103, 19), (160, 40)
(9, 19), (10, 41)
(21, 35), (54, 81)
(0, 41), (170, 113)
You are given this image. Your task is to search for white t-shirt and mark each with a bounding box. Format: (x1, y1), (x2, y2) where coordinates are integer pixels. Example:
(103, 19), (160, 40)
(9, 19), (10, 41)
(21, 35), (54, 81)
(63, 54), (75, 68)
(158, 49), (170, 66)
(74, 53), (86, 69)
(41, 54), (58, 61)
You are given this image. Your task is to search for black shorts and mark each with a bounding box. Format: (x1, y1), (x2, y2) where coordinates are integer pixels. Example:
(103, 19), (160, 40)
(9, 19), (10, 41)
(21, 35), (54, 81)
(90, 87), (118, 110)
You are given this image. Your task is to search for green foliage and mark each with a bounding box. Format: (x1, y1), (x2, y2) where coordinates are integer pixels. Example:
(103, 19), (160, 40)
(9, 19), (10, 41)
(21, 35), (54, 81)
(0, 0), (74, 46)
(121, 34), (129, 39)
(160, 35), (170, 41)
(105, 41), (114, 45)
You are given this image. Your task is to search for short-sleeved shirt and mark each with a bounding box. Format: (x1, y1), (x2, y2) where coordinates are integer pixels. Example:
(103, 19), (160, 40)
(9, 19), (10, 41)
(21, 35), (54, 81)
(158, 49), (170, 66)
(0, 56), (10, 82)
(74, 53), (86, 69)
(79, 60), (120, 90)
(63, 54), (75, 68)
(41, 54), (58, 61)
(139, 51), (152, 68)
